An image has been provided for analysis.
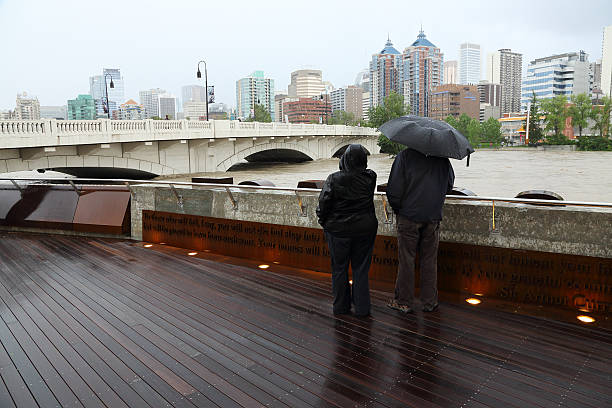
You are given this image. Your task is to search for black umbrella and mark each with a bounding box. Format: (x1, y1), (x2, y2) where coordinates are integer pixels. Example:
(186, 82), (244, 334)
(379, 115), (475, 165)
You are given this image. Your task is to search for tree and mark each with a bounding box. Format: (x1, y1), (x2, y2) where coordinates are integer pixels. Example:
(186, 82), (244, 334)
(446, 114), (481, 145)
(568, 93), (592, 137)
(592, 96), (612, 138)
(328, 110), (357, 126)
(481, 117), (503, 144)
(370, 92), (410, 155)
(245, 104), (272, 123)
(525, 91), (543, 145)
(540, 95), (569, 144)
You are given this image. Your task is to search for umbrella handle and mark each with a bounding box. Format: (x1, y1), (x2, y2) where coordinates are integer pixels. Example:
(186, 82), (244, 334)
(466, 151), (470, 167)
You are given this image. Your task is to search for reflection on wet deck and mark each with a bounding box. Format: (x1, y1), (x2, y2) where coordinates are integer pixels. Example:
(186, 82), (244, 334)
(0, 233), (610, 407)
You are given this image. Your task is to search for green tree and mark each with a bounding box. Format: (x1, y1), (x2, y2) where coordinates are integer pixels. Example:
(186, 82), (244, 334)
(481, 117), (503, 144)
(245, 104), (272, 123)
(592, 96), (612, 138)
(568, 93), (592, 137)
(525, 91), (543, 145)
(540, 95), (569, 143)
(446, 114), (481, 145)
(370, 92), (410, 155)
(328, 110), (357, 126)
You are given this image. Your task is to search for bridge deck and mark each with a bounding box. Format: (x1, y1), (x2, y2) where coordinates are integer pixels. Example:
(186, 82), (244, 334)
(0, 233), (610, 408)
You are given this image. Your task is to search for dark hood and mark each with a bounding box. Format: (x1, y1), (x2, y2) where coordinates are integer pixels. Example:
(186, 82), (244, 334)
(339, 144), (368, 172)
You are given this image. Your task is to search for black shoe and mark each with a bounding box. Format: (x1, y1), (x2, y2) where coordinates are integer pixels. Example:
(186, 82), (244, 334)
(354, 311), (371, 318)
(422, 303), (439, 312)
(333, 309), (351, 315)
(387, 299), (413, 313)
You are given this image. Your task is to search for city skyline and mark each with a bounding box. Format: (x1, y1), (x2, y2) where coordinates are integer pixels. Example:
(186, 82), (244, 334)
(0, 0), (610, 111)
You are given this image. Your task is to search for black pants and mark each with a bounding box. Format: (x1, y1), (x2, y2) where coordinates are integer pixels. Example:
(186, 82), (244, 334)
(324, 231), (376, 316)
(394, 215), (440, 308)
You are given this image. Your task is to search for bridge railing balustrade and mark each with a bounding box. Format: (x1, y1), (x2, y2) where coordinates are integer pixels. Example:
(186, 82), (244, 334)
(186, 121), (211, 130)
(0, 120), (47, 135)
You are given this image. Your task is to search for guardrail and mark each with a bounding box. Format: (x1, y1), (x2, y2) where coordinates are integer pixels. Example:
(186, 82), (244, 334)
(3, 177), (612, 228)
(0, 119), (379, 147)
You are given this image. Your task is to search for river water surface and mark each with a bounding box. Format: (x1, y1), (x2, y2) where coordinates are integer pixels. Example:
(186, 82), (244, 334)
(165, 149), (612, 203)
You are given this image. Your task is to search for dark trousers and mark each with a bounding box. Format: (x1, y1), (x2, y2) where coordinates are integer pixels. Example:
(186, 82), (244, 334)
(324, 231), (376, 316)
(394, 215), (440, 308)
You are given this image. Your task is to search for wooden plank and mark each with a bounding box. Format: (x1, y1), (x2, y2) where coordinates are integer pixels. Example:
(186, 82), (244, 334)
(3, 237), (199, 408)
(0, 308), (61, 407)
(0, 340), (32, 408)
(0, 243), (154, 408)
(20, 239), (248, 408)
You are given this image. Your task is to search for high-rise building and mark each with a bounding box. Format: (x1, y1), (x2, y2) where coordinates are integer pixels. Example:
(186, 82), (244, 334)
(158, 94), (177, 119)
(40, 106), (67, 119)
(487, 49), (522, 114)
(369, 38), (403, 108)
(15, 92), (41, 120)
(459, 43), (481, 84)
(478, 81), (501, 106)
(429, 84), (479, 121)
(275, 92), (288, 122)
(330, 86), (363, 120)
(67, 95), (96, 120)
(288, 69), (325, 98)
(362, 92), (370, 121)
(591, 60), (604, 101)
(601, 25), (612, 98)
(354, 69), (371, 93)
(478, 80), (502, 121)
(0, 111), (14, 120)
(181, 85), (207, 109)
(139, 88), (166, 118)
(402, 30), (444, 117)
(112, 99), (146, 120)
(444, 61), (458, 84)
(183, 101), (208, 120)
(236, 70), (275, 121)
(90, 68), (125, 118)
(283, 97), (331, 124)
(521, 51), (591, 110)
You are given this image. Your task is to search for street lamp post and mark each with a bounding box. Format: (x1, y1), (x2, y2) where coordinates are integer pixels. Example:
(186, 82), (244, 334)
(103, 73), (115, 119)
(196, 60), (209, 121)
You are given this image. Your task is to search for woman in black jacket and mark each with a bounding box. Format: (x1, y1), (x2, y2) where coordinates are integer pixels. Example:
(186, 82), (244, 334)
(316, 144), (378, 317)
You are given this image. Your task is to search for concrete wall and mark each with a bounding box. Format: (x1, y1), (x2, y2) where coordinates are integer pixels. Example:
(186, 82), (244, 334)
(131, 185), (612, 259)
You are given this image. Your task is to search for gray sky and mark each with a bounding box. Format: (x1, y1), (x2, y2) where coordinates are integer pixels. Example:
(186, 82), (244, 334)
(1, 0), (610, 111)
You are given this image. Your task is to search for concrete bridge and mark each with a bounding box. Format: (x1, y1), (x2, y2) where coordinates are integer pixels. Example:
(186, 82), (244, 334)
(0, 119), (380, 177)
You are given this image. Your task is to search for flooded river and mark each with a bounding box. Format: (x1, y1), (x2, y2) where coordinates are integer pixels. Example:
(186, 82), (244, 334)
(2, 149), (611, 203)
(165, 149), (612, 203)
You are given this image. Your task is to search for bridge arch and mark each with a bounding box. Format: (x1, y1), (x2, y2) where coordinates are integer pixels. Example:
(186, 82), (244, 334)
(0, 154), (181, 179)
(330, 138), (377, 158)
(217, 142), (320, 171)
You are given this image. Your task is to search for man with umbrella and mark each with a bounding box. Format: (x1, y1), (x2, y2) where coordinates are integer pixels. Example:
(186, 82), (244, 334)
(380, 115), (473, 313)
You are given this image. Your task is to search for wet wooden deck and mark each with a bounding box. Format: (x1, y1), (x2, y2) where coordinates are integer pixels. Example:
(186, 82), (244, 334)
(0, 233), (610, 408)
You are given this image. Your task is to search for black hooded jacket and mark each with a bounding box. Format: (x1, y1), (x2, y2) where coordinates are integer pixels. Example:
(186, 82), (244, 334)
(316, 144), (378, 237)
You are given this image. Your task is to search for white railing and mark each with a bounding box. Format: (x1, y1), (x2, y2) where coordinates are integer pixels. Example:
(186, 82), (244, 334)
(0, 118), (380, 149)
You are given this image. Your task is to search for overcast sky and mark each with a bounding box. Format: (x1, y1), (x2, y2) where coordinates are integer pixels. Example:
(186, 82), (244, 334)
(1, 0), (610, 111)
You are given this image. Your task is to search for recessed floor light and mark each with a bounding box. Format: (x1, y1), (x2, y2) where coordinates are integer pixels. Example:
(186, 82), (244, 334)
(258, 264), (270, 269)
(466, 298), (481, 305)
(577, 315), (595, 323)
(144, 244), (153, 248)
(188, 252), (198, 256)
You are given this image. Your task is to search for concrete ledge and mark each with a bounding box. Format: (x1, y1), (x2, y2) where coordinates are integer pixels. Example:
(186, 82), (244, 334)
(130, 185), (612, 259)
